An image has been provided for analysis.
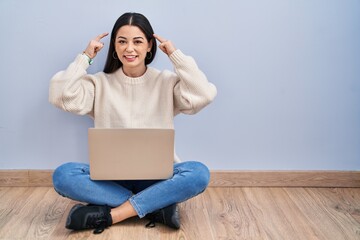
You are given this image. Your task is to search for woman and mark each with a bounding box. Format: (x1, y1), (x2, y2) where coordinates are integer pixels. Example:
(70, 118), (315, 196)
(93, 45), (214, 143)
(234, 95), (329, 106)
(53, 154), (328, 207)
(49, 12), (217, 234)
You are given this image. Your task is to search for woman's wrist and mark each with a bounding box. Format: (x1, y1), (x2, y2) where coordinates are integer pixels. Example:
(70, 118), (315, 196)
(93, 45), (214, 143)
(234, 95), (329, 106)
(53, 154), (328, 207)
(82, 52), (93, 65)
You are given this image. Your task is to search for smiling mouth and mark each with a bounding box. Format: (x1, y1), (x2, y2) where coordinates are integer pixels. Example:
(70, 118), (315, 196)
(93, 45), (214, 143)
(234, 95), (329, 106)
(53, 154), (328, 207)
(124, 55), (137, 60)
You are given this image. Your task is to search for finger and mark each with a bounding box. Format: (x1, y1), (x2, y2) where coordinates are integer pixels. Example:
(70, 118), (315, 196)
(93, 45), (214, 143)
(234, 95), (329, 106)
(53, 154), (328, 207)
(158, 44), (166, 52)
(95, 32), (109, 42)
(153, 34), (167, 43)
(95, 41), (105, 51)
(90, 40), (104, 49)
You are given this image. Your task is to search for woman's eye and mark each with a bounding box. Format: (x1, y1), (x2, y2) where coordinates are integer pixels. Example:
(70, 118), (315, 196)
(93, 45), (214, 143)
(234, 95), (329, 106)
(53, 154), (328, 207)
(118, 40), (126, 44)
(134, 40), (143, 44)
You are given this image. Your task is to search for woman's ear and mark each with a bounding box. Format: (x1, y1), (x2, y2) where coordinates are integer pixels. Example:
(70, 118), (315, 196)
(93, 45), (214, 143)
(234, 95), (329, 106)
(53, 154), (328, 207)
(148, 38), (153, 52)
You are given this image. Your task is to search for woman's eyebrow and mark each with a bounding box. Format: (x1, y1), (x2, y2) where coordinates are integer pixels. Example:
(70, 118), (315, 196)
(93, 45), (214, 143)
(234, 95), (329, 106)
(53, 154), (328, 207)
(117, 36), (144, 40)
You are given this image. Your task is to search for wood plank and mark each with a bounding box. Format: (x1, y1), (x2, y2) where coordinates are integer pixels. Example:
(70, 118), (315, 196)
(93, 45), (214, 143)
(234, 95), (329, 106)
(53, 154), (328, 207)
(306, 188), (360, 238)
(285, 188), (360, 239)
(0, 187), (11, 199)
(0, 187), (36, 222)
(50, 200), (77, 240)
(203, 187), (262, 239)
(178, 193), (215, 240)
(0, 187), (50, 239)
(26, 189), (71, 239)
(230, 188), (265, 238)
(241, 188), (294, 239)
(1, 170), (360, 187)
(242, 188), (321, 239)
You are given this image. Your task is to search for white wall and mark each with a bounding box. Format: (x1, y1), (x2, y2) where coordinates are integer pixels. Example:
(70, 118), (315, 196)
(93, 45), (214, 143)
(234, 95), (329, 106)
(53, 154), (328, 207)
(0, 0), (359, 170)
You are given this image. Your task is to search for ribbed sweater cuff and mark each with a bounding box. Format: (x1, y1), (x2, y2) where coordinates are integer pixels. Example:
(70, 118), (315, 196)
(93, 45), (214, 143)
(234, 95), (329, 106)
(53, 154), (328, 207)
(169, 49), (186, 66)
(76, 53), (91, 70)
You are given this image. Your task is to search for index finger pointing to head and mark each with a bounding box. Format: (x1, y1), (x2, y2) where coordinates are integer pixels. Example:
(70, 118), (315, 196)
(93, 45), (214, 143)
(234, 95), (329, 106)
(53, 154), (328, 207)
(95, 32), (109, 41)
(153, 34), (167, 43)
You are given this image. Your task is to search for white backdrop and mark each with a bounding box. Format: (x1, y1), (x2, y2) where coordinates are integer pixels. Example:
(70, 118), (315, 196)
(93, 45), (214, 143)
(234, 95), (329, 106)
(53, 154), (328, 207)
(0, 0), (359, 170)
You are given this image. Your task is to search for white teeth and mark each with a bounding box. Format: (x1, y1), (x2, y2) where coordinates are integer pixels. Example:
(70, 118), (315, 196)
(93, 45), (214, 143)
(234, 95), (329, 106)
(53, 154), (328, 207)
(125, 56), (136, 59)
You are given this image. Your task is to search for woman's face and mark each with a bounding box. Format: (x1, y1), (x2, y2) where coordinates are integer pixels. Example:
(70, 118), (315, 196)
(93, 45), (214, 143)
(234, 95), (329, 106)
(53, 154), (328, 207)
(115, 25), (152, 74)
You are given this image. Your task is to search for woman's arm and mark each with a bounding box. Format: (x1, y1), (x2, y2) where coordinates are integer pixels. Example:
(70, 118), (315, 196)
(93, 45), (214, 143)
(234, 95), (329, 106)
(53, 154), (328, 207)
(153, 34), (217, 115)
(49, 33), (108, 116)
(170, 50), (217, 115)
(49, 54), (96, 115)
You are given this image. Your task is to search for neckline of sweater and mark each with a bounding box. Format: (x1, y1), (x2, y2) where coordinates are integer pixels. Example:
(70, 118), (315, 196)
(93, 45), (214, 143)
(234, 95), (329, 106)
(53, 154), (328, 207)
(114, 67), (156, 85)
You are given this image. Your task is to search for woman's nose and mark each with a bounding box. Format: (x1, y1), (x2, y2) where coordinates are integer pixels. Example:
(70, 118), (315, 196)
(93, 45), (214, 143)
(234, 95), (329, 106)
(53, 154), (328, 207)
(125, 43), (134, 52)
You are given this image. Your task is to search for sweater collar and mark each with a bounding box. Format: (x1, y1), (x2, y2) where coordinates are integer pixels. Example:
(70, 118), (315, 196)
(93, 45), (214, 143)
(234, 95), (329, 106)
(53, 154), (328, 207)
(114, 67), (155, 85)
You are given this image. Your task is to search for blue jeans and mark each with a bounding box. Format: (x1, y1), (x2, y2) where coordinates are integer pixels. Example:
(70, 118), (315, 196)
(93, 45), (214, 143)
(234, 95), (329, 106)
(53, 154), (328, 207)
(52, 161), (210, 218)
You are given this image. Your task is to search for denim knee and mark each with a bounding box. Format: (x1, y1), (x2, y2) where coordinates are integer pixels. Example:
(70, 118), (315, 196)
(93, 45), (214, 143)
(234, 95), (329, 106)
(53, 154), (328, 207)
(52, 162), (86, 196)
(177, 161), (210, 195)
(190, 161), (210, 192)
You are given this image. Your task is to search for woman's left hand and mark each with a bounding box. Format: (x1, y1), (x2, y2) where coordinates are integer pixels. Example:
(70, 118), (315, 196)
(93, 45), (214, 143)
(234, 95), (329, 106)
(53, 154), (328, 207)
(153, 34), (177, 56)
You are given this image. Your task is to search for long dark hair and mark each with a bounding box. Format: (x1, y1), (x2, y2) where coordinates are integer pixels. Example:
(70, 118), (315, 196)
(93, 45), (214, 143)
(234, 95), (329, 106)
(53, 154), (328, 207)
(103, 12), (157, 74)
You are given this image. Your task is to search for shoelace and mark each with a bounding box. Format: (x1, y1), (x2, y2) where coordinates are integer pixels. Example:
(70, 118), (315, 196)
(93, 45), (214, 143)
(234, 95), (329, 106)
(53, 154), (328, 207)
(145, 210), (165, 228)
(145, 220), (156, 228)
(86, 214), (108, 234)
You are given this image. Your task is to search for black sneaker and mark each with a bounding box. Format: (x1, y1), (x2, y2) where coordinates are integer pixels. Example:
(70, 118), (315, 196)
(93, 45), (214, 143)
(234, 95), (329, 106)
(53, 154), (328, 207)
(66, 204), (113, 234)
(145, 204), (180, 229)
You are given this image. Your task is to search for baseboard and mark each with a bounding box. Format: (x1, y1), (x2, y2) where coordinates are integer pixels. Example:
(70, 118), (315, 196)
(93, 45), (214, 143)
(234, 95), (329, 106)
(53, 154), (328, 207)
(210, 170), (360, 187)
(0, 170), (359, 187)
(0, 170), (53, 187)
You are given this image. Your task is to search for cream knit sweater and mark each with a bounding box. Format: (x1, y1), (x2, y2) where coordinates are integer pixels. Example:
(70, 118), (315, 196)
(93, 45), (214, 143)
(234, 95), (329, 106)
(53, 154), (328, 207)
(49, 50), (217, 162)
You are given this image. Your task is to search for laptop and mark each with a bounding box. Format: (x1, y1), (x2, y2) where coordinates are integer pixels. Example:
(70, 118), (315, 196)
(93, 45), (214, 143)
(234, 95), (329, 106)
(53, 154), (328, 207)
(88, 128), (174, 180)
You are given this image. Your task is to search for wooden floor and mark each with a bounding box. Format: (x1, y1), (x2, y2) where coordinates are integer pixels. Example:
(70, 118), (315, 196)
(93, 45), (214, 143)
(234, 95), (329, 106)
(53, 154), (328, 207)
(0, 187), (359, 240)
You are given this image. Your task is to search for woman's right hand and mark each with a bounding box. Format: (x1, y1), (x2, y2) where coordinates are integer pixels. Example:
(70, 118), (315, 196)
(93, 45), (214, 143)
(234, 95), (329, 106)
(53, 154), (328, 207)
(83, 32), (109, 59)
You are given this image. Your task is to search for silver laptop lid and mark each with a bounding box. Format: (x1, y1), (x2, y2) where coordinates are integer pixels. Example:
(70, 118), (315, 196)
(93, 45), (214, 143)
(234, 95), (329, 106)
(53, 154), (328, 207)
(88, 128), (174, 180)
